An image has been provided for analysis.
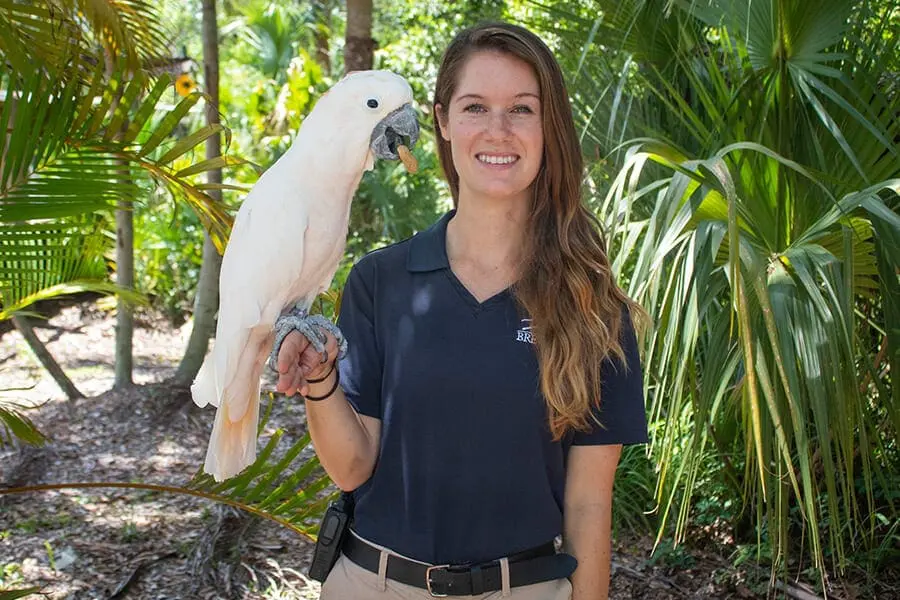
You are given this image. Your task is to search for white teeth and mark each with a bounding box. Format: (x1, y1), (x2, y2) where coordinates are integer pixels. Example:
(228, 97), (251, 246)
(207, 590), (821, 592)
(477, 154), (517, 165)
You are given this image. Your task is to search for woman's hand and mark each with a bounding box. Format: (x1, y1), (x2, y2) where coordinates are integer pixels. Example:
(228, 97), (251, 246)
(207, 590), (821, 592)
(275, 326), (380, 489)
(274, 329), (340, 397)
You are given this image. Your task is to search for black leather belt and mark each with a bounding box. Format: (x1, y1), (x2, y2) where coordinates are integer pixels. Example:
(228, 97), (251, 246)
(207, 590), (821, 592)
(343, 533), (577, 597)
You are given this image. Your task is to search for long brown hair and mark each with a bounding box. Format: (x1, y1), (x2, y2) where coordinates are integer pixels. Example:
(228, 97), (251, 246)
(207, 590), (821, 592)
(433, 22), (642, 439)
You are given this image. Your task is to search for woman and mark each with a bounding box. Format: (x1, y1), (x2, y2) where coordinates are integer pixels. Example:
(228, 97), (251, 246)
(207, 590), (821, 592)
(275, 21), (648, 600)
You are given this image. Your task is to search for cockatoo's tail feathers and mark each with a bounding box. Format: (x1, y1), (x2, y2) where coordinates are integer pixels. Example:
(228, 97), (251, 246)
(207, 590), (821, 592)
(204, 397), (259, 482)
(224, 329), (269, 424)
(191, 354), (219, 408)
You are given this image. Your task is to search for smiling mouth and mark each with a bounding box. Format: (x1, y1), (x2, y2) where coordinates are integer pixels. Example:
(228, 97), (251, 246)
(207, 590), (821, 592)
(476, 154), (518, 165)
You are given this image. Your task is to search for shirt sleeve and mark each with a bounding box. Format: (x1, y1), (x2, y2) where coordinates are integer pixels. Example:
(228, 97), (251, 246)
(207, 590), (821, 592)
(571, 307), (649, 446)
(336, 258), (382, 419)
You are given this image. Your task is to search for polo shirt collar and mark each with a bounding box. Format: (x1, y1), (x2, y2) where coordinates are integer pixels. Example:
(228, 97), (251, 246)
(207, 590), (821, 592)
(407, 209), (455, 272)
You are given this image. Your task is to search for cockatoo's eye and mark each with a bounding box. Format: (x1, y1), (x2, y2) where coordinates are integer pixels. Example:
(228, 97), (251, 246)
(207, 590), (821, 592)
(366, 98), (379, 109)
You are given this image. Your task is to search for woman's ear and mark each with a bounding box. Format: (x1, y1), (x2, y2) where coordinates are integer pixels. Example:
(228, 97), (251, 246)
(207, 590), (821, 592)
(434, 104), (450, 141)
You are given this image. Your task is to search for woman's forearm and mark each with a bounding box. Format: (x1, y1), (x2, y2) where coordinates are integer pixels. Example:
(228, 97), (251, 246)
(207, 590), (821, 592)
(304, 369), (380, 490)
(565, 502), (613, 600)
(564, 444), (621, 600)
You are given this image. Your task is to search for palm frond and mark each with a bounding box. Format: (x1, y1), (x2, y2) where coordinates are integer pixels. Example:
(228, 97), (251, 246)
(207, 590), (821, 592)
(1, 50), (246, 316)
(613, 443), (657, 535)
(0, 280), (146, 321)
(0, 398), (47, 447)
(0, 0), (172, 77)
(0, 587), (43, 600)
(0, 424), (336, 539)
(0, 1), (86, 78)
(0, 219), (111, 313)
(528, 0), (900, 580)
(603, 139), (900, 570)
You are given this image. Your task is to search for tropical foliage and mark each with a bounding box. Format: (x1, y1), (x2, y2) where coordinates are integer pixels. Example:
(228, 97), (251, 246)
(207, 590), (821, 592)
(524, 0), (900, 575)
(2, 0), (899, 593)
(0, 0), (243, 467)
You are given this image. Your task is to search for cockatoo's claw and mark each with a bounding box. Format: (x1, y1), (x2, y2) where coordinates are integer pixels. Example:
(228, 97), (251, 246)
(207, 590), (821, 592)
(301, 314), (349, 361)
(267, 310), (349, 375)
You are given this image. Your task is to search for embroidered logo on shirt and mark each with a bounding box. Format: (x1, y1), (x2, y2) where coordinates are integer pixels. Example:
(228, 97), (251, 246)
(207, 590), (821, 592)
(516, 319), (534, 344)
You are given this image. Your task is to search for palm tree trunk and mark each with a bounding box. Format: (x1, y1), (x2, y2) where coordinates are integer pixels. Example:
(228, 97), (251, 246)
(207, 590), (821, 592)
(114, 197), (134, 389)
(12, 315), (83, 402)
(344, 0), (374, 73)
(313, 0), (331, 75)
(106, 41), (135, 390)
(172, 0), (223, 388)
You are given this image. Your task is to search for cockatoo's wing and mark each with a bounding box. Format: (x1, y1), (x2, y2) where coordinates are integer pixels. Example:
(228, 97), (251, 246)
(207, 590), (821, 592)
(210, 162), (313, 417)
(191, 166), (314, 481)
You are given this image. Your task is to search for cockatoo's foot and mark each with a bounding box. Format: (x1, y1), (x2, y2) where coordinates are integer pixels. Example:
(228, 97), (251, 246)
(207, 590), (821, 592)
(267, 308), (349, 373)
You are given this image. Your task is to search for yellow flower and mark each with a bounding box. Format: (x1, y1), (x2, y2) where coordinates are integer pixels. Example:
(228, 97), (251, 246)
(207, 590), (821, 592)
(175, 73), (196, 97)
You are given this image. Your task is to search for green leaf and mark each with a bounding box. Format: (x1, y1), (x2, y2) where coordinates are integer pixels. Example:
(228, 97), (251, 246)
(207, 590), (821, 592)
(0, 281), (146, 321)
(0, 587), (43, 600)
(194, 183), (252, 193)
(103, 69), (149, 143)
(157, 125), (225, 165)
(175, 156), (249, 178)
(139, 91), (204, 157)
(0, 401), (47, 447)
(121, 74), (174, 145)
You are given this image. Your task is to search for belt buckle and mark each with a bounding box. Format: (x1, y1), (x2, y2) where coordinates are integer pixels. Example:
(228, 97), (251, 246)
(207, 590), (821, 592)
(425, 564), (452, 597)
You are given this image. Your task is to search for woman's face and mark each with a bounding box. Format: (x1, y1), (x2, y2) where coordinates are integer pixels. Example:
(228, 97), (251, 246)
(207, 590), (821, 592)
(437, 51), (544, 206)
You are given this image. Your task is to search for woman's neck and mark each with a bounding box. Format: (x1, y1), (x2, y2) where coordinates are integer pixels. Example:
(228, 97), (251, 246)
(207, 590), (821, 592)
(446, 196), (529, 274)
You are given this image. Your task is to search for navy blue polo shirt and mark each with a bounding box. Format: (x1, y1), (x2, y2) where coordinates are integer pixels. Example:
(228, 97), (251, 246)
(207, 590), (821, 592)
(335, 210), (648, 565)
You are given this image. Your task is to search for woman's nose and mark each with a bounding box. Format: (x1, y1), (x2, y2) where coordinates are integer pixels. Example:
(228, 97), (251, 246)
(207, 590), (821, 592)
(485, 111), (512, 138)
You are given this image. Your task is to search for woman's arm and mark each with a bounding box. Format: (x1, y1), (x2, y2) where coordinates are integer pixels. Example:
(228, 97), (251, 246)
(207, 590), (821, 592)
(276, 330), (381, 490)
(564, 444), (622, 600)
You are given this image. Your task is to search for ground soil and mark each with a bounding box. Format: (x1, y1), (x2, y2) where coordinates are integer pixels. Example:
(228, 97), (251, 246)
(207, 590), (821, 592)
(0, 301), (896, 599)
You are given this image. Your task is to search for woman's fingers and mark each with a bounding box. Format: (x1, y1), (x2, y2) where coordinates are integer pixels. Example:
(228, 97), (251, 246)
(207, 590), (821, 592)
(290, 366), (307, 397)
(275, 326), (340, 396)
(276, 331), (310, 393)
(299, 330), (339, 378)
(277, 331), (310, 372)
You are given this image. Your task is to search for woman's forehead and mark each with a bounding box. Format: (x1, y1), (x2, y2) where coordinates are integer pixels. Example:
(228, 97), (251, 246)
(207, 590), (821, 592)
(452, 51), (540, 100)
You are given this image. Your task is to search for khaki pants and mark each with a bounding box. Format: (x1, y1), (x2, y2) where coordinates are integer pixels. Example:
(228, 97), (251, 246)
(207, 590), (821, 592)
(320, 552), (573, 600)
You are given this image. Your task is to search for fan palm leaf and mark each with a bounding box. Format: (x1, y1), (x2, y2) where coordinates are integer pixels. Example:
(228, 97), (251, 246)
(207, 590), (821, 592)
(606, 138), (899, 570)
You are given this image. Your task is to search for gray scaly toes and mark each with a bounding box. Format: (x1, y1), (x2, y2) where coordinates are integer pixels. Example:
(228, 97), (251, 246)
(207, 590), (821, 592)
(301, 314), (349, 360)
(268, 308), (349, 373)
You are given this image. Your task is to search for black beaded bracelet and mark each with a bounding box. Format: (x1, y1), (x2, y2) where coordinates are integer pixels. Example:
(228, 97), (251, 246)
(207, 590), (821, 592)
(304, 365), (340, 401)
(306, 361), (335, 384)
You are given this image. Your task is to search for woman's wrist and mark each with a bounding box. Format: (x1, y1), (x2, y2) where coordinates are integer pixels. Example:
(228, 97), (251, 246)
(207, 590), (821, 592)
(304, 362), (340, 401)
(306, 361), (335, 383)
(305, 358), (337, 383)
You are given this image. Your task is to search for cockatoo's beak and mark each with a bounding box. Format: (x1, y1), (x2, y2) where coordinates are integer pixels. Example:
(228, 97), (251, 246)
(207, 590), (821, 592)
(370, 104), (420, 160)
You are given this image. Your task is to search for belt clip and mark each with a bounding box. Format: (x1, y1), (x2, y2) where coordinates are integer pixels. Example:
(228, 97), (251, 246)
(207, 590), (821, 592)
(425, 564), (452, 597)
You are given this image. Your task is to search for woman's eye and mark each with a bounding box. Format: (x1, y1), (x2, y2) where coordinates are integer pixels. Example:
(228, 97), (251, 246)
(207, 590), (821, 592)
(463, 103), (486, 113)
(512, 105), (534, 114)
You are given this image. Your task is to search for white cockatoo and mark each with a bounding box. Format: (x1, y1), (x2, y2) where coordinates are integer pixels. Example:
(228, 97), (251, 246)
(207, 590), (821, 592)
(192, 70), (419, 481)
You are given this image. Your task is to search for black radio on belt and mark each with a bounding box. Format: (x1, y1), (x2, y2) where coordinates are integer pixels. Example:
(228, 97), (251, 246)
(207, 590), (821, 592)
(308, 491), (354, 582)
